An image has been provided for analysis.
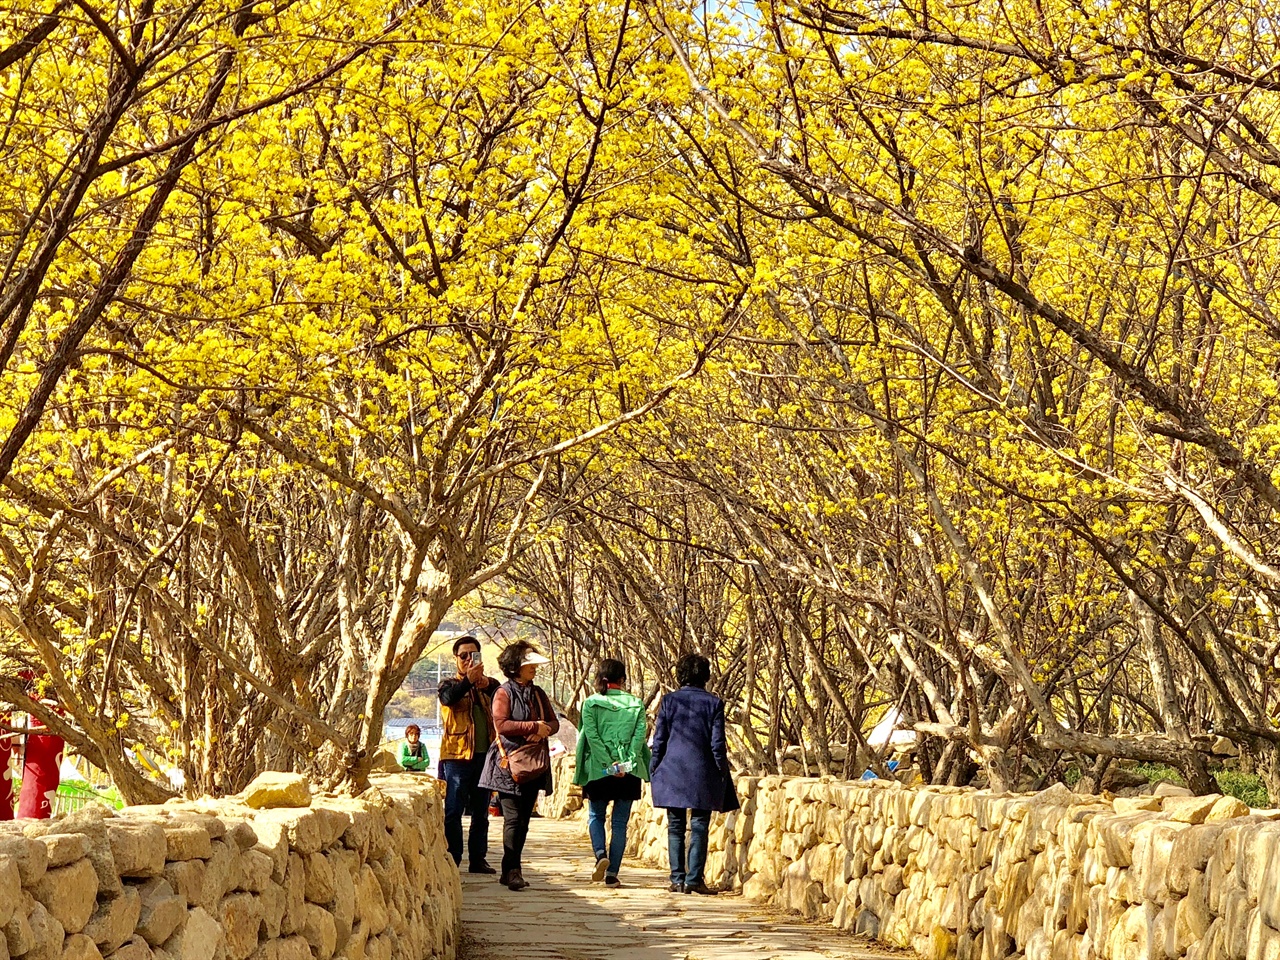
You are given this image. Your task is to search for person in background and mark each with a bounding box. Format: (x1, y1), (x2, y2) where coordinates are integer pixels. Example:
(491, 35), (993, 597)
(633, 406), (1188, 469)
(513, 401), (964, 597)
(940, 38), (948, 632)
(478, 640), (560, 891)
(437, 635), (498, 874)
(573, 658), (650, 887)
(398, 724), (430, 772)
(649, 652), (737, 895)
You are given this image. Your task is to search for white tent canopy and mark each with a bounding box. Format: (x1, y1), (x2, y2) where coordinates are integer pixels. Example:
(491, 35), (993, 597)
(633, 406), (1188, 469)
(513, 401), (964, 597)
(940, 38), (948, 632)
(867, 707), (917, 750)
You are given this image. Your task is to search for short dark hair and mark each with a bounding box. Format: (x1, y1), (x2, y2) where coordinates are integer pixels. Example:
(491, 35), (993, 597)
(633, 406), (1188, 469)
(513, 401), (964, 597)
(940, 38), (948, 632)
(497, 640), (537, 679)
(404, 724), (421, 737)
(595, 659), (626, 695)
(452, 635), (480, 656)
(675, 653), (711, 688)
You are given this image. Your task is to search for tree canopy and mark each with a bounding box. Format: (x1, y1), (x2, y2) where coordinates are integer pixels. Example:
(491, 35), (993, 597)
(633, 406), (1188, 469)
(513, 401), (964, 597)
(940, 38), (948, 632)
(3, 0), (1279, 800)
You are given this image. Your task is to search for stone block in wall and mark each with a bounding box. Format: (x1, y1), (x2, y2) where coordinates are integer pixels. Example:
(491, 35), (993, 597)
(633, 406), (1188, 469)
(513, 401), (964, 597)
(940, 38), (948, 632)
(1247, 912), (1280, 960)
(5, 892), (37, 956)
(82, 883), (139, 952)
(1236, 822), (1280, 895)
(303, 853), (335, 905)
(1163, 795), (1221, 825)
(301, 903), (337, 960)
(161, 906), (224, 960)
(229, 821), (266, 856)
(1176, 874), (1212, 955)
(31, 857), (97, 934)
(39, 835), (90, 870)
(32, 813), (122, 903)
(0, 837), (48, 887)
(243, 773), (311, 811)
(161, 861), (205, 909)
(0, 856), (19, 929)
(252, 810), (323, 859)
(313, 809), (351, 851)
(108, 824), (167, 880)
(162, 826), (212, 863)
(247, 821), (289, 887)
(353, 865), (387, 937)
(238, 850), (273, 895)
(218, 892), (261, 960)
(1219, 885), (1253, 958)
(257, 882), (285, 940)
(1097, 813), (1163, 868)
(113, 934), (156, 960)
(61, 932), (104, 960)
(250, 935), (311, 960)
(1132, 820), (1188, 903)
(134, 878), (188, 947)
(327, 849), (353, 947)
(1207, 796), (1251, 821)
(170, 814), (226, 841)
(1262, 831), (1280, 930)
(911, 792), (937, 827)
(24, 899), (63, 960)
(279, 854), (305, 937)
(200, 842), (245, 914)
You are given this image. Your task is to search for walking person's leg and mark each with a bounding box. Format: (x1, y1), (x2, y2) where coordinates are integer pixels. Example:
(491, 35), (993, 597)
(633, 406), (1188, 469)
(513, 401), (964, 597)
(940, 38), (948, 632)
(665, 807), (688, 891)
(498, 793), (523, 886)
(605, 798), (633, 882)
(439, 760), (467, 866)
(464, 758), (493, 872)
(686, 808), (715, 894)
(587, 798), (610, 881)
(505, 789), (539, 888)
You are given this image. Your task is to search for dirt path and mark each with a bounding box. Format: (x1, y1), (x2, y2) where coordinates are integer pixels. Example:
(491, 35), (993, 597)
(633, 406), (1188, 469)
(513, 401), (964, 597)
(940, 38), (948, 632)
(457, 816), (903, 960)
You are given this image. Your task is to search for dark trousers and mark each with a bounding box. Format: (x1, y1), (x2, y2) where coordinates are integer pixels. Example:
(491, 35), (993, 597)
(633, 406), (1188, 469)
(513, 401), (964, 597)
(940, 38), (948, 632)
(666, 807), (712, 887)
(498, 790), (540, 877)
(439, 758), (489, 867)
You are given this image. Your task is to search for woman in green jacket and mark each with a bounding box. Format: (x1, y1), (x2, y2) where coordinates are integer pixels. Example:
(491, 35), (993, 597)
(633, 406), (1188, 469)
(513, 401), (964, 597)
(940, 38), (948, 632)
(573, 659), (650, 886)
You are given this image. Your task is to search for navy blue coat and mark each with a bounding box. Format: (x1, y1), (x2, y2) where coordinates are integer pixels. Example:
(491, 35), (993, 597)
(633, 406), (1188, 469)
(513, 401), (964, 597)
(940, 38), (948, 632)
(649, 686), (734, 812)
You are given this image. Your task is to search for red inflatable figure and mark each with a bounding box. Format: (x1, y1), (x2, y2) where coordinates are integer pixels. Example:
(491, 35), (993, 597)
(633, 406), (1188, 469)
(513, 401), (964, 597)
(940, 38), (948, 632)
(10, 672), (62, 819)
(1, 712), (13, 820)
(17, 729), (62, 819)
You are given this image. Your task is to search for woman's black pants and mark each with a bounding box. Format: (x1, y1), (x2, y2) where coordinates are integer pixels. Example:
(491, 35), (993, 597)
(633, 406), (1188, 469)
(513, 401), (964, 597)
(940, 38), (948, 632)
(498, 791), (540, 876)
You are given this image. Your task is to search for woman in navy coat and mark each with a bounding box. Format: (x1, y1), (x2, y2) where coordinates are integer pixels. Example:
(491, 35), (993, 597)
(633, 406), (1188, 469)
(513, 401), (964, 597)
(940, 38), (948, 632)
(649, 653), (737, 895)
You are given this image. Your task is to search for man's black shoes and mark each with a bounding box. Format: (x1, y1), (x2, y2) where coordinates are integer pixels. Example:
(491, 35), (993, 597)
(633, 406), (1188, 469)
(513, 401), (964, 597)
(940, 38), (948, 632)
(469, 861), (497, 874)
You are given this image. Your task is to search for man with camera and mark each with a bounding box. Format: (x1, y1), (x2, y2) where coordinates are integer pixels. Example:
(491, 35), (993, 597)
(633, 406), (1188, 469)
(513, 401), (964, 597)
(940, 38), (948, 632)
(438, 635), (499, 872)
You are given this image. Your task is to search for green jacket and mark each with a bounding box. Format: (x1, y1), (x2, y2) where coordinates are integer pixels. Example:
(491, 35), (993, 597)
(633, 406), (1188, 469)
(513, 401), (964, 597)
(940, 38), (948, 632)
(573, 690), (651, 786)
(398, 739), (430, 772)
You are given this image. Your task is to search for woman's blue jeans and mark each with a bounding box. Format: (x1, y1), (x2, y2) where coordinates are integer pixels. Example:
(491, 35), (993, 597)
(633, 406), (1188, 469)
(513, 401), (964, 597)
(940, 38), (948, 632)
(587, 798), (634, 877)
(665, 807), (712, 887)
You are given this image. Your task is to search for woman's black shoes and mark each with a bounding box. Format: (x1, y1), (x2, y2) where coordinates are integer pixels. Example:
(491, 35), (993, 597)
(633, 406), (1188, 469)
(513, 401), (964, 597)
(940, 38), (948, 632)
(469, 862), (497, 874)
(668, 882), (685, 893)
(686, 882), (718, 896)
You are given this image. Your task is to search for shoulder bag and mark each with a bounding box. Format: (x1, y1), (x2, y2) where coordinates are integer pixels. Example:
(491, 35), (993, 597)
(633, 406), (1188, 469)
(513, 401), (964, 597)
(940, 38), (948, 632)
(496, 687), (551, 784)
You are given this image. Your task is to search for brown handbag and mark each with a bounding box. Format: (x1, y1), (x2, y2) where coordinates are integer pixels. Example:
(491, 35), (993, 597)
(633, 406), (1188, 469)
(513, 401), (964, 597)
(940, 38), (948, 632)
(496, 688), (551, 784)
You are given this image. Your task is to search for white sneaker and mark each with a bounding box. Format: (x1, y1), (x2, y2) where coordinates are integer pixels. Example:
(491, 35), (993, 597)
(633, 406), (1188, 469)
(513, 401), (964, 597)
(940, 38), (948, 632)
(592, 857), (609, 882)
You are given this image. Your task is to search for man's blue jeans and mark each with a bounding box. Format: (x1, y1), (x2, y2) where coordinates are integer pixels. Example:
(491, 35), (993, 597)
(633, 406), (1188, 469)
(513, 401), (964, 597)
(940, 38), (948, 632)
(587, 798), (634, 878)
(665, 807), (711, 887)
(439, 758), (489, 867)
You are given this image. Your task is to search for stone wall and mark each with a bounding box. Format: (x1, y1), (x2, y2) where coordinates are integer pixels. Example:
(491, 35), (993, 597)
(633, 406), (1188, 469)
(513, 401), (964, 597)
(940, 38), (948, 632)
(0, 774), (460, 960)
(545, 757), (1280, 960)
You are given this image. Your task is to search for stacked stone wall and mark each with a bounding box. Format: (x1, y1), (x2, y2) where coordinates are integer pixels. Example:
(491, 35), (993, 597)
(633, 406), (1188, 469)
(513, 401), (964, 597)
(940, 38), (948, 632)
(544, 757), (1280, 960)
(0, 774), (460, 960)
